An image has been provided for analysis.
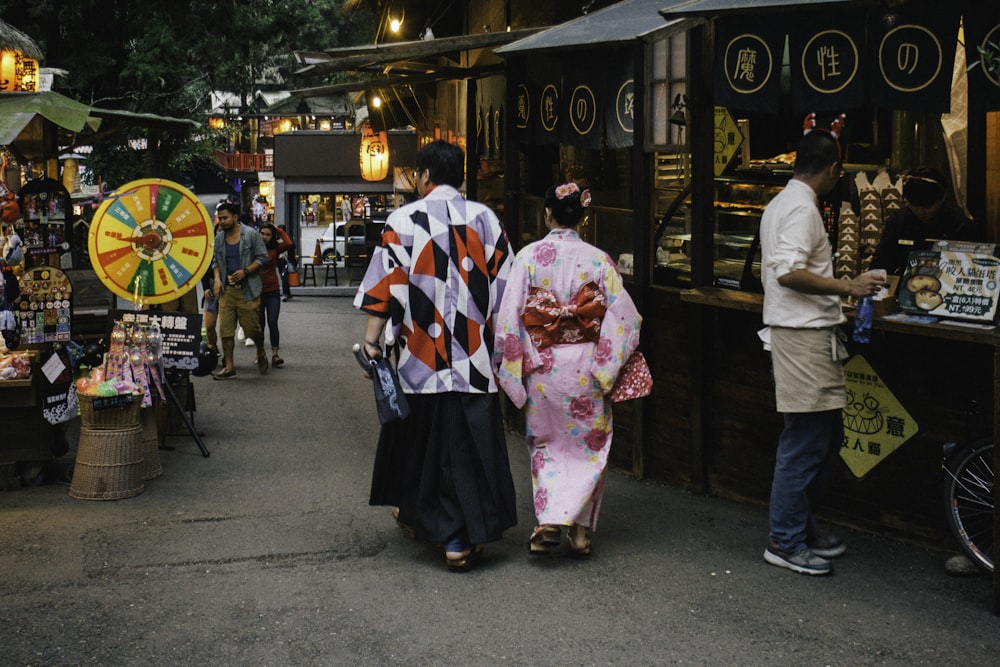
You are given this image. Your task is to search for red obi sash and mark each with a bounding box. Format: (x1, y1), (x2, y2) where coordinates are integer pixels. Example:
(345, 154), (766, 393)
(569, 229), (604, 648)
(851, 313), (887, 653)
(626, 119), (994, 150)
(523, 281), (606, 349)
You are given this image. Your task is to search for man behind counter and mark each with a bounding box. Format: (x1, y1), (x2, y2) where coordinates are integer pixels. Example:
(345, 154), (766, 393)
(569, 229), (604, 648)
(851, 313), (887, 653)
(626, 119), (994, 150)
(870, 166), (985, 276)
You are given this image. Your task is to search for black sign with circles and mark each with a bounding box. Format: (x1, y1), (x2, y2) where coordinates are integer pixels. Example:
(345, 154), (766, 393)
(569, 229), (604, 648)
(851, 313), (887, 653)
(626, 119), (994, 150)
(871, 9), (957, 112)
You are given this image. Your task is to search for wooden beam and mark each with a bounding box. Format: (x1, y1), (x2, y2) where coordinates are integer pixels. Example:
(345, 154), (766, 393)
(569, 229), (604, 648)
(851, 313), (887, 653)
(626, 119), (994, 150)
(290, 65), (504, 98)
(294, 28), (542, 76)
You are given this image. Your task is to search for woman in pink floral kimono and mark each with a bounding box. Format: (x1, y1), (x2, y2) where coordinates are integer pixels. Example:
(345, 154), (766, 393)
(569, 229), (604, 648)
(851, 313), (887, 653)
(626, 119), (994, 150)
(495, 182), (642, 556)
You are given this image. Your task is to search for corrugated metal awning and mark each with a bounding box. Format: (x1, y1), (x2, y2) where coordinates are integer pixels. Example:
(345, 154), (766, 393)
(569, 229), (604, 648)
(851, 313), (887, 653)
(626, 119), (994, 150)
(496, 0), (688, 55)
(657, 0), (874, 18)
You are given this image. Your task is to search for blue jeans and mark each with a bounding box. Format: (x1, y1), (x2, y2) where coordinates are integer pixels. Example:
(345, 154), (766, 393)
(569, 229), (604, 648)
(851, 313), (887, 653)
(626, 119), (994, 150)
(768, 409), (842, 553)
(258, 291), (281, 349)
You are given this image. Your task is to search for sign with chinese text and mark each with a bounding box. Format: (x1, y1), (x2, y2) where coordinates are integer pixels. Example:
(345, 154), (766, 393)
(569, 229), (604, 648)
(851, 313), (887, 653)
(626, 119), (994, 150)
(870, 9), (958, 113)
(112, 310), (202, 371)
(537, 82), (560, 144)
(0, 51), (38, 92)
(713, 107), (744, 177)
(788, 17), (864, 112)
(841, 355), (919, 479)
(715, 17), (784, 112)
(897, 243), (1000, 322)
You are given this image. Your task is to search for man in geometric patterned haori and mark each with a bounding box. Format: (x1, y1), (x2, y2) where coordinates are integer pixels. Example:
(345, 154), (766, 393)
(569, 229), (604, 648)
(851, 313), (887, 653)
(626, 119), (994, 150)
(354, 140), (517, 571)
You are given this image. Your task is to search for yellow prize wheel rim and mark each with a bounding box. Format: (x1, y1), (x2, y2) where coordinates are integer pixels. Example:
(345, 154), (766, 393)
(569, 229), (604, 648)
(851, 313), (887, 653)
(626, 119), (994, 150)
(88, 179), (214, 304)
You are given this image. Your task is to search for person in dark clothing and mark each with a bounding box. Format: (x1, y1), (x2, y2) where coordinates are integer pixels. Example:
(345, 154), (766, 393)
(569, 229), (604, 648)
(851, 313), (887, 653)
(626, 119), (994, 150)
(870, 167), (985, 276)
(277, 224), (296, 301)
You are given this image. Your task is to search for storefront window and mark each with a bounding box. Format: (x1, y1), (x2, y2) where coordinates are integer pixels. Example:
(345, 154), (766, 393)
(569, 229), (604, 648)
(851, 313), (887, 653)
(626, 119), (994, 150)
(652, 152), (692, 286)
(647, 32), (687, 151)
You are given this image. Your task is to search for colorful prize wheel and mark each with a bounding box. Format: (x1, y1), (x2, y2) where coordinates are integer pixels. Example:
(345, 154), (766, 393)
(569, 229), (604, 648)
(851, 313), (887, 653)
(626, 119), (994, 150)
(88, 179), (214, 304)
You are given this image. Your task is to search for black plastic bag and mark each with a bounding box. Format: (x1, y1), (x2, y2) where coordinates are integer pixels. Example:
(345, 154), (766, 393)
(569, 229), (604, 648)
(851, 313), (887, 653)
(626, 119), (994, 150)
(353, 343), (411, 425)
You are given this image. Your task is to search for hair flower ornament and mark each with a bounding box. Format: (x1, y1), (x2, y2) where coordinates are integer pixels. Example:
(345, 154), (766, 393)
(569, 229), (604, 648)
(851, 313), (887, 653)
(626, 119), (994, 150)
(554, 182), (591, 207)
(555, 182), (580, 200)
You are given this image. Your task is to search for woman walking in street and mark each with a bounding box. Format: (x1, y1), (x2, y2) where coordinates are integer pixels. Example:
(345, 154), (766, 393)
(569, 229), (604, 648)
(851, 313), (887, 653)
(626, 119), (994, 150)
(258, 222), (293, 367)
(495, 182), (642, 557)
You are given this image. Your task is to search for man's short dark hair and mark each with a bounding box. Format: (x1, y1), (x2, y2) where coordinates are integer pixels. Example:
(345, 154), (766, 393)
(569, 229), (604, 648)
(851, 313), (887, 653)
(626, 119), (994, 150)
(415, 140), (464, 188)
(217, 202), (240, 217)
(794, 131), (840, 177)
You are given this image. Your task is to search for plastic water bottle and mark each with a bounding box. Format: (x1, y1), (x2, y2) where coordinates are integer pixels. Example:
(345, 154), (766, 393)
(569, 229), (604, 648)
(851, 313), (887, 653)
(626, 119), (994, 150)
(853, 296), (873, 344)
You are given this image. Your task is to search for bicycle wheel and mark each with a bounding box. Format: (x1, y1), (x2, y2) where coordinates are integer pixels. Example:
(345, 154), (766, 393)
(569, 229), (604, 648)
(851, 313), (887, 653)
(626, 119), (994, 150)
(942, 440), (994, 573)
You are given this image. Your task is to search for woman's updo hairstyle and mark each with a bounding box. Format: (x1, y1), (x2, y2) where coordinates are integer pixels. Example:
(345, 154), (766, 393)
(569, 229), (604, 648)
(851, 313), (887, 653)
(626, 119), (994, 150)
(544, 182), (592, 228)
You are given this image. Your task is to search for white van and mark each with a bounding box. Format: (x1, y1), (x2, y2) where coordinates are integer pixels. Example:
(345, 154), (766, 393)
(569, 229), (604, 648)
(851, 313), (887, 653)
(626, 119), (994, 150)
(318, 222), (365, 262)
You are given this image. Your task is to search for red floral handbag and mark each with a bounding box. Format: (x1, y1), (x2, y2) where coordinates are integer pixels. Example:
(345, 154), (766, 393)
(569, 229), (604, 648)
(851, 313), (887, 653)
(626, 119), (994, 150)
(609, 351), (652, 402)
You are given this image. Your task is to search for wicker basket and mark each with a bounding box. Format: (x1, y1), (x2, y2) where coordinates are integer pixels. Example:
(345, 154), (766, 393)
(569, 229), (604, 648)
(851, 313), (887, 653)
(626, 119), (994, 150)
(69, 425), (144, 500)
(79, 392), (142, 430)
(139, 405), (162, 480)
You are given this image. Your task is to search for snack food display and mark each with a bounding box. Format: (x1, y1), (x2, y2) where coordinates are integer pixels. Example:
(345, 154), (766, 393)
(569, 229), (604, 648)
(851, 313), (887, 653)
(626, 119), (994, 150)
(0, 351), (31, 380)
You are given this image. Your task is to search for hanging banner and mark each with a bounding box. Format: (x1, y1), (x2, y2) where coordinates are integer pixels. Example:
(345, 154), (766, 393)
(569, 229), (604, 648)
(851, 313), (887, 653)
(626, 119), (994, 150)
(560, 54), (602, 149)
(535, 74), (561, 145)
(510, 59), (534, 145)
(605, 53), (635, 150)
(870, 9), (958, 113)
(964, 8), (1000, 112)
(788, 15), (865, 113)
(714, 17), (785, 113)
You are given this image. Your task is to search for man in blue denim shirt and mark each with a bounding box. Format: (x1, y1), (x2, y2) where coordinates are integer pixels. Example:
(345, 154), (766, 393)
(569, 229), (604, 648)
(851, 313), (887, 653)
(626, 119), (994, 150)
(211, 202), (269, 379)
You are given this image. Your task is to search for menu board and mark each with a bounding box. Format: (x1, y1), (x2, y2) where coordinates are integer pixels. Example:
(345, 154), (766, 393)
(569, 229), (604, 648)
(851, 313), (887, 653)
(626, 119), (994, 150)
(111, 310), (202, 371)
(898, 242), (1000, 322)
(15, 265), (72, 344)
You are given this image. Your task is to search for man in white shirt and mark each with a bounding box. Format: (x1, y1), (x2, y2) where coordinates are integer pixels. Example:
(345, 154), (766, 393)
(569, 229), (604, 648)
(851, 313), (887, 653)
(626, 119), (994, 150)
(760, 129), (884, 575)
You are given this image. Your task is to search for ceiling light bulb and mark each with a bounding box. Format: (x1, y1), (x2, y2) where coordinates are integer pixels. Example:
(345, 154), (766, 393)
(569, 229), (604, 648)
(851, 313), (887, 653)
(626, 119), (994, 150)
(389, 18), (401, 32)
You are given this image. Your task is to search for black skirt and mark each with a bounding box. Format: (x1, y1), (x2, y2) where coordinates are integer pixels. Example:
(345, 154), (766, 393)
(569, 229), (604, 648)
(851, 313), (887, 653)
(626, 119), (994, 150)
(369, 392), (518, 545)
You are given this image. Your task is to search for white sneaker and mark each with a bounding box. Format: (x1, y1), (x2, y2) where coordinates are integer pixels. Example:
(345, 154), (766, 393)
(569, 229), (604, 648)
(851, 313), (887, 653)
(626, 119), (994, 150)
(245, 338), (255, 346)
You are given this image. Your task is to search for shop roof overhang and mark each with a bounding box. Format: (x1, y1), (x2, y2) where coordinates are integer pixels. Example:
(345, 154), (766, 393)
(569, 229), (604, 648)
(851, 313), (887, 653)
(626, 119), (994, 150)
(657, 0), (903, 19)
(0, 91), (198, 145)
(495, 0), (689, 56)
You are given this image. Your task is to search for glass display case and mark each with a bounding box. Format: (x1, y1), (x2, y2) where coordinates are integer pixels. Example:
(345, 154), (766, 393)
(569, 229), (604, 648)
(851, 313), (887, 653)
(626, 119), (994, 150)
(653, 158), (786, 290)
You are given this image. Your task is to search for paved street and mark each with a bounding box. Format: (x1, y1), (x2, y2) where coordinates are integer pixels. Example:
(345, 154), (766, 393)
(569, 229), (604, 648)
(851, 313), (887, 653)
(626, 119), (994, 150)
(1, 294), (999, 666)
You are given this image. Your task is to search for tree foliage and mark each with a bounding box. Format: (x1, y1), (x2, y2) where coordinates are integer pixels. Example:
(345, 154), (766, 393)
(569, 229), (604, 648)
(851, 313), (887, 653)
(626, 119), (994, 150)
(0, 0), (375, 185)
